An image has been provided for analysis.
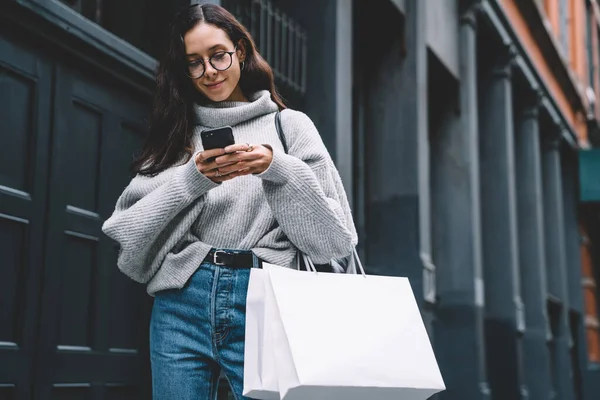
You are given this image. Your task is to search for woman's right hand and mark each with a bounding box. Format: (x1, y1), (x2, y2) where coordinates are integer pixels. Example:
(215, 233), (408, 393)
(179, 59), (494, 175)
(194, 149), (238, 183)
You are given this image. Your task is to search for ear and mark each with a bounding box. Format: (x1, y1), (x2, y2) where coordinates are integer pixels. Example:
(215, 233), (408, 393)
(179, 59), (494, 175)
(237, 39), (247, 62)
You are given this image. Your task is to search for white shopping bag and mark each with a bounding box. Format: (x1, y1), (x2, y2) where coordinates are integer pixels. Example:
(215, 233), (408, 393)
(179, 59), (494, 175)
(242, 267), (279, 400)
(244, 252), (445, 400)
(243, 254), (317, 398)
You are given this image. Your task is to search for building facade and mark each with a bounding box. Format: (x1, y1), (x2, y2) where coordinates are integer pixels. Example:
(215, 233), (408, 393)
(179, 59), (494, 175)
(1, 0), (600, 399)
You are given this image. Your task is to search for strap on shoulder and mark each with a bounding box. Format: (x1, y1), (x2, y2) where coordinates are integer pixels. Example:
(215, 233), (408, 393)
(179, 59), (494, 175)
(275, 110), (288, 154)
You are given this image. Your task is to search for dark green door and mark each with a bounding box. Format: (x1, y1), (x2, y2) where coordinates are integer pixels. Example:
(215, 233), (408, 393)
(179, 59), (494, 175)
(0, 32), (153, 399)
(0, 30), (54, 400)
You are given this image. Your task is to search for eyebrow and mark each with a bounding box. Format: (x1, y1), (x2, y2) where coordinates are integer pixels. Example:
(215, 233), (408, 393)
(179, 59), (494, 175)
(186, 44), (228, 57)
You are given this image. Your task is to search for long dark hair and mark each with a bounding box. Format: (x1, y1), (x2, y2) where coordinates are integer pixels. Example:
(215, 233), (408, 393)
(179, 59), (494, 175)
(133, 3), (286, 176)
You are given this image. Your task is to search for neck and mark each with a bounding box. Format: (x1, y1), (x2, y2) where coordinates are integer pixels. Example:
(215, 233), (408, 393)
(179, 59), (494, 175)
(193, 90), (279, 128)
(224, 85), (249, 102)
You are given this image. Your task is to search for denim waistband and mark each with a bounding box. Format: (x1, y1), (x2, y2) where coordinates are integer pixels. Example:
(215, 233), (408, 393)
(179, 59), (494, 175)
(204, 248), (262, 269)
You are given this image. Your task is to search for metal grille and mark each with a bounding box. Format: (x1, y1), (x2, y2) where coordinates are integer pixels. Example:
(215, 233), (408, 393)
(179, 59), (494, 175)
(223, 0), (307, 94)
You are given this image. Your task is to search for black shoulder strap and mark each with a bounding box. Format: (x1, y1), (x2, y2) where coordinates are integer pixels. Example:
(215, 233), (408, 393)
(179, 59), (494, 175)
(275, 110), (288, 154)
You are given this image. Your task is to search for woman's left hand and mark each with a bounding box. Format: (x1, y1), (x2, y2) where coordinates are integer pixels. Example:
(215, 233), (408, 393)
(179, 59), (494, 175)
(212, 143), (273, 180)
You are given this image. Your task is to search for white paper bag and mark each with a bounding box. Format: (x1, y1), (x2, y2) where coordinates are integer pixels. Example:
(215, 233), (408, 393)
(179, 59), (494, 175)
(244, 256), (445, 400)
(242, 268), (279, 400)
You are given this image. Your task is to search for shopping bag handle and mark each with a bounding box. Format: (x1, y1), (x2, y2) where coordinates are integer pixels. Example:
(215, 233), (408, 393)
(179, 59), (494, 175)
(298, 249), (366, 277)
(301, 253), (318, 273)
(347, 249), (366, 276)
(296, 252), (315, 272)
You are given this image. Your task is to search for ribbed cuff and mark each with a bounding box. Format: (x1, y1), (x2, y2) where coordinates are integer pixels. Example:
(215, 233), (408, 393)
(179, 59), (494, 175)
(178, 153), (220, 199)
(256, 149), (293, 184)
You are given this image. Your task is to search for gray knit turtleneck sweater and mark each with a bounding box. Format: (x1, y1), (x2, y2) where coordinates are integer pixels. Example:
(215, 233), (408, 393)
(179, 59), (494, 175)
(102, 90), (358, 295)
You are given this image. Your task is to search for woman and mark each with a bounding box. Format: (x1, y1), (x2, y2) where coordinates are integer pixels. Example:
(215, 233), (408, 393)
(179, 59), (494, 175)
(102, 3), (357, 399)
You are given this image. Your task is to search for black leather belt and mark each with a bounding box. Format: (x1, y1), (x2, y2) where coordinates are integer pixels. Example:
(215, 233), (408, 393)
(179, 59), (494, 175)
(204, 249), (255, 268)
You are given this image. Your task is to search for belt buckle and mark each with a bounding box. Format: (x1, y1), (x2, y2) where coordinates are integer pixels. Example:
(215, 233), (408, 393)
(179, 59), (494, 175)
(213, 250), (228, 266)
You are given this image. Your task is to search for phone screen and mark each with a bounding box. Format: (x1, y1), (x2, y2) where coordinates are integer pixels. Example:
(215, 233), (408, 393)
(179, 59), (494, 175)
(201, 126), (235, 151)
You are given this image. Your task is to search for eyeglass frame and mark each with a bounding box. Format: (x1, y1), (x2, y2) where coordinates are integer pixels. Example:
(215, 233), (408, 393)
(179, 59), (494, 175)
(185, 45), (240, 79)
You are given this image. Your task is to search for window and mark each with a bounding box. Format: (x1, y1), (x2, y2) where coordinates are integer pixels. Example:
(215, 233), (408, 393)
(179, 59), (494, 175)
(59, 0), (191, 57)
(222, 0), (307, 95)
(581, 228), (600, 364)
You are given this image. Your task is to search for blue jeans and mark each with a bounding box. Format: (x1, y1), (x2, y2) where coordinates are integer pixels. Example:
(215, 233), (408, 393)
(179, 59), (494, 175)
(150, 251), (260, 400)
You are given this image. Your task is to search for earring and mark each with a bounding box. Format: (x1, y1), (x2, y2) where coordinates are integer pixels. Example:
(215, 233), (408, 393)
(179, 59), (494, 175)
(240, 61), (245, 71)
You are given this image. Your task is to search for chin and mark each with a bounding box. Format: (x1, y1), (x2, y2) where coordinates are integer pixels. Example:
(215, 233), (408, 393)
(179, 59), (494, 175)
(197, 84), (234, 103)
(208, 92), (234, 102)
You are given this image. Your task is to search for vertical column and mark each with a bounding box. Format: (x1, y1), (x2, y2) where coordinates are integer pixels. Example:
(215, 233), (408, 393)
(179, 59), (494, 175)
(562, 149), (584, 312)
(561, 148), (587, 398)
(542, 128), (574, 400)
(366, 0), (429, 302)
(432, 5), (489, 399)
(413, 0), (435, 308)
(515, 92), (552, 399)
(334, 0), (353, 205)
(478, 45), (524, 399)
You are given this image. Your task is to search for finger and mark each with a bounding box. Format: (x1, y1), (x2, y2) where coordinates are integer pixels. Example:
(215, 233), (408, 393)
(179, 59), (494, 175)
(216, 162), (242, 175)
(198, 157), (238, 173)
(196, 148), (226, 163)
(236, 159), (267, 174)
(215, 151), (263, 165)
(208, 168), (229, 182)
(223, 167), (252, 179)
(224, 143), (253, 154)
(220, 160), (267, 175)
(218, 153), (271, 174)
(202, 160), (238, 172)
(210, 169), (245, 183)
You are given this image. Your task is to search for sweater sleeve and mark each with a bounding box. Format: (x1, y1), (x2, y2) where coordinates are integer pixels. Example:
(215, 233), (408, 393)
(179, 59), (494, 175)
(256, 110), (358, 264)
(102, 154), (219, 282)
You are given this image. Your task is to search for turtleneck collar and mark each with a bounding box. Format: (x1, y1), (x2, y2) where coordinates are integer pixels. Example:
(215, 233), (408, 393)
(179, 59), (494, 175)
(193, 90), (279, 128)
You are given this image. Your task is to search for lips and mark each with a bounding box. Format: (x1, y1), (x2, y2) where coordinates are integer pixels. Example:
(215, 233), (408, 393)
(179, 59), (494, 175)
(206, 80), (225, 90)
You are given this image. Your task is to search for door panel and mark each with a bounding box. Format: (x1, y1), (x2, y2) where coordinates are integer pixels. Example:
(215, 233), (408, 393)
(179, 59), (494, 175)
(0, 67), (34, 192)
(1, 15), (152, 399)
(34, 64), (151, 398)
(0, 34), (53, 400)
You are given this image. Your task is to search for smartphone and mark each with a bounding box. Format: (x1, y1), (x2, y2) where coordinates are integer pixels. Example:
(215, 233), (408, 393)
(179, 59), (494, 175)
(200, 126), (235, 151)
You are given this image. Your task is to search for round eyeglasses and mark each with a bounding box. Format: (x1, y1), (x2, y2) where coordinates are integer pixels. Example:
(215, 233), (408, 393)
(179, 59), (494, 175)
(186, 48), (237, 79)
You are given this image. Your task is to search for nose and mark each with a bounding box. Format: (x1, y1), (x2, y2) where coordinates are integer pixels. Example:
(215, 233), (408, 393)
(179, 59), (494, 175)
(204, 62), (218, 78)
